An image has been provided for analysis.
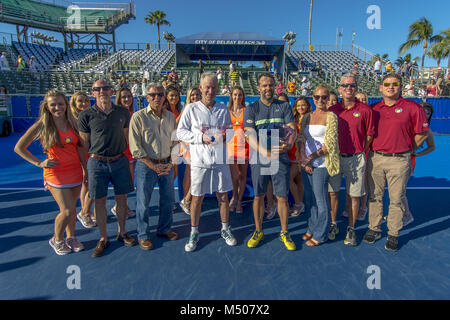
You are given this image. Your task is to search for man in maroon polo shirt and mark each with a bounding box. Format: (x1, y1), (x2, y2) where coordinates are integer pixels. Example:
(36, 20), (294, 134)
(363, 73), (429, 251)
(328, 73), (374, 246)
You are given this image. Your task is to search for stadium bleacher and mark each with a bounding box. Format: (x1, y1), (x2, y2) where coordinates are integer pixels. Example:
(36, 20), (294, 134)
(87, 49), (175, 73)
(13, 41), (63, 72)
(287, 50), (373, 74)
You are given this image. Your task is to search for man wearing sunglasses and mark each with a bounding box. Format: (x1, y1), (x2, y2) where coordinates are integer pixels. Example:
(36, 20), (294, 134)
(129, 83), (178, 251)
(78, 80), (136, 257)
(328, 74), (375, 247)
(363, 73), (429, 251)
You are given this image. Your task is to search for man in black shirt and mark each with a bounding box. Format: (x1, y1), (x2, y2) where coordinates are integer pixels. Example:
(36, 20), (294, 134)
(78, 80), (136, 257)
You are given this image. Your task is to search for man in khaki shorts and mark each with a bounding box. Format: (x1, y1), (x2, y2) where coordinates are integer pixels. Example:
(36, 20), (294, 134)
(363, 73), (429, 251)
(328, 74), (374, 246)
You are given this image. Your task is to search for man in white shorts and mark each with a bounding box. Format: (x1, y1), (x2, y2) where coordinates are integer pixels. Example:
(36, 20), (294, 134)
(177, 72), (237, 252)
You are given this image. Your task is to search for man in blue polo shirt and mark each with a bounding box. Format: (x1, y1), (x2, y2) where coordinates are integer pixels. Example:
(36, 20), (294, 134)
(78, 79), (136, 257)
(244, 72), (297, 250)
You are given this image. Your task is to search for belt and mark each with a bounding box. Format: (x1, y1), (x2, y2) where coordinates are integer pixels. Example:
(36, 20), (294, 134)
(148, 156), (170, 163)
(90, 152), (125, 162)
(374, 150), (410, 157)
(340, 153), (361, 158)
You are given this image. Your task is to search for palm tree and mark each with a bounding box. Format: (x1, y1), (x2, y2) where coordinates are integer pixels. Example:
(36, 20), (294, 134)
(427, 28), (450, 67)
(145, 10), (171, 50)
(399, 17), (440, 69)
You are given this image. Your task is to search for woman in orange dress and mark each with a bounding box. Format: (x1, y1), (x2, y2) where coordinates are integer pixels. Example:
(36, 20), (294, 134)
(227, 86), (249, 214)
(15, 90), (86, 255)
(70, 91), (96, 228)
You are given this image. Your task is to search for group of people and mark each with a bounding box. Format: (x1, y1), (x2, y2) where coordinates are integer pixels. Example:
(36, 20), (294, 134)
(14, 69), (434, 257)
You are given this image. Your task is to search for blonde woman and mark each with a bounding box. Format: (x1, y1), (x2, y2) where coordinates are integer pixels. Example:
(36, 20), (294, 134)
(70, 92), (96, 228)
(179, 87), (201, 215)
(298, 84), (339, 246)
(14, 90), (87, 255)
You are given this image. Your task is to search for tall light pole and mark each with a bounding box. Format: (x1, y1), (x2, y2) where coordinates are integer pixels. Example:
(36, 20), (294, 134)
(308, 0), (313, 51)
(352, 31), (356, 53)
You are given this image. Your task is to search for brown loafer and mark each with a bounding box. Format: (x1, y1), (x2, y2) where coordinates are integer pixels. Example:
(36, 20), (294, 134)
(156, 230), (179, 241)
(92, 239), (110, 257)
(116, 233), (136, 247)
(138, 239), (154, 251)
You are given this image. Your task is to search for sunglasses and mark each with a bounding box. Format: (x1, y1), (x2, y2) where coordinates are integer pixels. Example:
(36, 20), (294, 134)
(313, 95), (329, 101)
(92, 86), (111, 92)
(383, 82), (400, 87)
(340, 83), (357, 88)
(147, 92), (165, 98)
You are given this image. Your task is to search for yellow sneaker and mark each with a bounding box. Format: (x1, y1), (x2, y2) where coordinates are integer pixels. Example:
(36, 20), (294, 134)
(247, 230), (264, 248)
(280, 231), (296, 251)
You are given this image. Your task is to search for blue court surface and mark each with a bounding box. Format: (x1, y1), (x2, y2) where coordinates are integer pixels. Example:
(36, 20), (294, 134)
(0, 133), (449, 300)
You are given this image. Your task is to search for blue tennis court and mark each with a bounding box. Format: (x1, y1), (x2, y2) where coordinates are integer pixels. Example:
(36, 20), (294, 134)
(1, 132), (449, 300)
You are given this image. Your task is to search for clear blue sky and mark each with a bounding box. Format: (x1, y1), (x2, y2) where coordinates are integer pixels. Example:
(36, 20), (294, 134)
(0, 0), (448, 67)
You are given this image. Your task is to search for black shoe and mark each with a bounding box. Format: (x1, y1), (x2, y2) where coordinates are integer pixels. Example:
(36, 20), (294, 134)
(363, 229), (381, 244)
(385, 235), (398, 252)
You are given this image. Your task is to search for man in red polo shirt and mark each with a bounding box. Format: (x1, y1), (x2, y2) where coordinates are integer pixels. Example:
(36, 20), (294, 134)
(363, 73), (428, 251)
(328, 73), (374, 246)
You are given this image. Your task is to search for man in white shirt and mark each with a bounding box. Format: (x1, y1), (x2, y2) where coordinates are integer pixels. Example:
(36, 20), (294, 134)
(177, 72), (237, 252)
(374, 59), (381, 73)
(0, 52), (10, 71)
(301, 77), (312, 96)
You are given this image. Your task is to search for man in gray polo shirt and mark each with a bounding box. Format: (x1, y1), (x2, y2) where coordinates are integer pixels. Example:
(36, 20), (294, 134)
(78, 79), (136, 257)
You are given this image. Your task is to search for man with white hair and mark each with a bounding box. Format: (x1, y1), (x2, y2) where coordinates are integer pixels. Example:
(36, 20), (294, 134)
(177, 72), (236, 252)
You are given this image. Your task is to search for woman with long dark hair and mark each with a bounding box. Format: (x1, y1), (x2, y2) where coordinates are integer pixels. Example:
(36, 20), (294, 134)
(112, 87), (137, 218)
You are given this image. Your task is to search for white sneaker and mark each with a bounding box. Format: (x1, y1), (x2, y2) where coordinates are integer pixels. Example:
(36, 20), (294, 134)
(185, 231), (199, 252)
(111, 205), (135, 218)
(221, 226), (237, 246)
(179, 199), (191, 215)
(66, 238), (85, 252)
(357, 207), (368, 221)
(289, 202), (305, 217)
(49, 237), (71, 255)
(77, 211), (96, 228)
(266, 205), (277, 219)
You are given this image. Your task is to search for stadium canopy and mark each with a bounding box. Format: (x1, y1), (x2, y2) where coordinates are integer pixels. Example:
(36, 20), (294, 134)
(175, 32), (286, 71)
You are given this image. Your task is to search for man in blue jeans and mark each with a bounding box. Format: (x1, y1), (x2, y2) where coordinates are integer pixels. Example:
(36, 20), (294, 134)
(78, 79), (136, 257)
(129, 82), (179, 250)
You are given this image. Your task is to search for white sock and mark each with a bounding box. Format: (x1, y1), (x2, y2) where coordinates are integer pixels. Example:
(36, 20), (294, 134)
(221, 222), (229, 231)
(191, 226), (199, 234)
